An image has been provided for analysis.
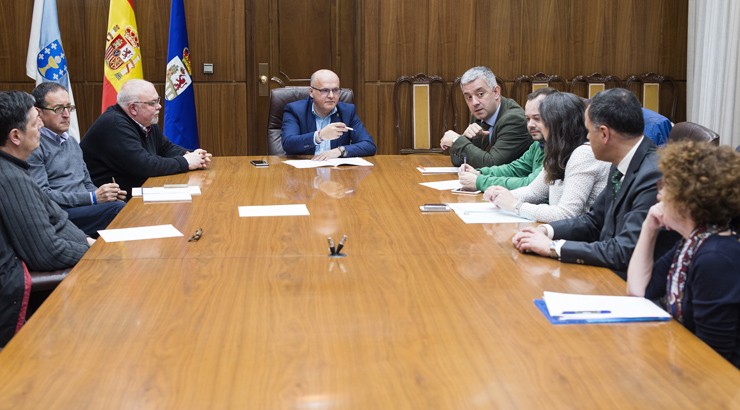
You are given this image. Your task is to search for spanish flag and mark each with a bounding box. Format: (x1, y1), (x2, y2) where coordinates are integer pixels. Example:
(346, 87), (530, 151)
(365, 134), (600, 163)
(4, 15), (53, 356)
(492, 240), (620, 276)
(101, 0), (143, 112)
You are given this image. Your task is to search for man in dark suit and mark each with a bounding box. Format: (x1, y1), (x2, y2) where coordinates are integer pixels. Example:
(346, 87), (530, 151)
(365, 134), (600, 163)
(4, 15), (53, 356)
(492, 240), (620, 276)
(511, 88), (677, 278)
(281, 69), (376, 160)
(441, 66), (531, 168)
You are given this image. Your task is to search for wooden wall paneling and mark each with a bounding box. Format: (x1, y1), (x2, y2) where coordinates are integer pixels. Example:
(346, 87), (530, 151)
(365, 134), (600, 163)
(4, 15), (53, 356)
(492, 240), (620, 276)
(375, 83), (396, 154)
(474, 0), (522, 80)
(519, 0), (571, 76)
(339, 0), (357, 89)
(190, 0), (246, 82)
(249, 0), (270, 155)
(570, 0), (615, 76)
(427, 0), (476, 81)
(275, 0), (332, 84)
(378, 0), (429, 81)
(80, 0), (107, 82)
(362, 0), (380, 81)
(0, 2), (33, 82)
(361, 83), (379, 150)
(195, 83), (248, 156)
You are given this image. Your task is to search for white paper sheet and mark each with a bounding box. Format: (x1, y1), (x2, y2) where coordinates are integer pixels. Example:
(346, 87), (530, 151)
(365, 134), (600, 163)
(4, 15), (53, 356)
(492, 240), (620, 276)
(283, 157), (374, 169)
(447, 202), (533, 224)
(543, 291), (671, 321)
(131, 186), (202, 197)
(238, 204), (310, 217)
(419, 180), (463, 191)
(98, 224), (184, 242)
(416, 166), (459, 175)
(142, 192), (192, 202)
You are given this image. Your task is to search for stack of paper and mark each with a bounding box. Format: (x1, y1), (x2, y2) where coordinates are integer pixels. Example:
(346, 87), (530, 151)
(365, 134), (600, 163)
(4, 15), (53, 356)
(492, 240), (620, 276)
(419, 180), (463, 191)
(131, 186), (201, 203)
(283, 158), (374, 169)
(417, 166), (459, 175)
(98, 224), (184, 242)
(447, 202), (532, 224)
(535, 291), (671, 324)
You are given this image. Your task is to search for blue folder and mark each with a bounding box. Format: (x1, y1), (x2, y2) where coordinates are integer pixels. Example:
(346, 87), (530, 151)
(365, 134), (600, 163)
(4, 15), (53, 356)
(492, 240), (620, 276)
(534, 299), (671, 325)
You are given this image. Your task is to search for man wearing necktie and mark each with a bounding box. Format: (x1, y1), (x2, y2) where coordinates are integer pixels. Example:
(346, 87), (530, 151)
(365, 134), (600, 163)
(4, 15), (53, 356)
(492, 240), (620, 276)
(441, 66), (531, 168)
(511, 88), (679, 278)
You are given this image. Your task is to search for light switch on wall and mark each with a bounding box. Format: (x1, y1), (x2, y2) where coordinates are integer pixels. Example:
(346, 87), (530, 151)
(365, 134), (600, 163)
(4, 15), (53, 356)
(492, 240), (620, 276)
(203, 63), (214, 74)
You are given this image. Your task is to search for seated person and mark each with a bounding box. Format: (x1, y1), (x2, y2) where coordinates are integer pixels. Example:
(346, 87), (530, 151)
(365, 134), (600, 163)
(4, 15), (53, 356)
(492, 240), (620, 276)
(483, 93), (610, 223)
(0, 91), (90, 347)
(627, 141), (740, 369)
(441, 66), (531, 168)
(281, 69), (376, 160)
(458, 88), (557, 192)
(642, 108), (672, 146)
(80, 79), (211, 197)
(28, 83), (125, 237)
(511, 88), (679, 278)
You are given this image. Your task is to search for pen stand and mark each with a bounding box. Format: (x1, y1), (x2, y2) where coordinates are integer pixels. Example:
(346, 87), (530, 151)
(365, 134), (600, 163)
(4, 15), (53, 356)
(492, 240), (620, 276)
(329, 252), (346, 259)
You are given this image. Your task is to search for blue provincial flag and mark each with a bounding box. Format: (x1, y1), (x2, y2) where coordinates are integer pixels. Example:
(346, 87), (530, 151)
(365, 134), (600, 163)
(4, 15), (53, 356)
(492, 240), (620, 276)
(164, 0), (199, 150)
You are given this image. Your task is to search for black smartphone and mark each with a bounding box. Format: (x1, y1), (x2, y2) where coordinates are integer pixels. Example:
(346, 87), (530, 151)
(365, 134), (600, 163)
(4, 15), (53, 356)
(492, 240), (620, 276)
(250, 160), (269, 167)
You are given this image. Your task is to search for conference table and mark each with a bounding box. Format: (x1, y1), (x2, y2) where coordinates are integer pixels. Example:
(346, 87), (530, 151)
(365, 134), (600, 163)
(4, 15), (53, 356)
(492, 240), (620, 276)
(0, 155), (738, 409)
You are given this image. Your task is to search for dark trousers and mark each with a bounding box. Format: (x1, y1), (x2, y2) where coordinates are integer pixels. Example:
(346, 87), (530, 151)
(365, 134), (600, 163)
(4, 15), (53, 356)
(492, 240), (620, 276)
(64, 201), (125, 238)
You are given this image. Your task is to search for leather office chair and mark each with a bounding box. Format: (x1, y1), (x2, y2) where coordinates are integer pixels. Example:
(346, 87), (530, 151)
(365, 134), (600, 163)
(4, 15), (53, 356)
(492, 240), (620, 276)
(267, 86), (354, 156)
(570, 72), (623, 99)
(667, 121), (720, 145)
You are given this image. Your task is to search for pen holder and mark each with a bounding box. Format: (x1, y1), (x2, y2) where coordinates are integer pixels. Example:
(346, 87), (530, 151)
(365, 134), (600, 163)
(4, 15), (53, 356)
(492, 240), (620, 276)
(329, 252), (346, 259)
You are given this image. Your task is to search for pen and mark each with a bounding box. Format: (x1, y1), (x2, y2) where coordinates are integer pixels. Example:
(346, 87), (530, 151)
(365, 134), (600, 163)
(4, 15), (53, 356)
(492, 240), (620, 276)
(345, 127), (354, 131)
(463, 156), (467, 166)
(560, 310), (612, 315)
(112, 177), (116, 184)
(328, 237), (336, 255)
(335, 235), (347, 254)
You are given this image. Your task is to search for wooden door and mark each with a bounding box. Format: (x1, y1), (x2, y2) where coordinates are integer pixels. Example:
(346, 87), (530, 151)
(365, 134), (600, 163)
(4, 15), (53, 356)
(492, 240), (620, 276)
(247, 0), (359, 155)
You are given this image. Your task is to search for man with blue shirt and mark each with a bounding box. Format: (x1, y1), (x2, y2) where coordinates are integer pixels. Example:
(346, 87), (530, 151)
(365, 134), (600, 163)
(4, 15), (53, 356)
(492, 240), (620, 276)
(281, 69), (376, 160)
(29, 83), (125, 237)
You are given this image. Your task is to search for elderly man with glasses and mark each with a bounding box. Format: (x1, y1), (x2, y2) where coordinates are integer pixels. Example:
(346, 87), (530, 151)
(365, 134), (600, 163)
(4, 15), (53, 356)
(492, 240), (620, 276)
(28, 83), (125, 237)
(281, 69), (376, 160)
(81, 79), (211, 198)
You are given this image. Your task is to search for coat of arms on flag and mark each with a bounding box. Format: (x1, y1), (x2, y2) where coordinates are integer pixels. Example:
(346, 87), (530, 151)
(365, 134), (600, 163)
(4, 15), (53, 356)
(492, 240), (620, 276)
(105, 24), (141, 80)
(165, 49), (193, 101)
(35, 39), (68, 82)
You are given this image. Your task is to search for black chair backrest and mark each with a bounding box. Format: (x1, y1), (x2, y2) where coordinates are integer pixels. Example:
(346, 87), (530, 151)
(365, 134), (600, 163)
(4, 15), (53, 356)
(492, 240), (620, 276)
(667, 121), (720, 145)
(267, 87), (354, 155)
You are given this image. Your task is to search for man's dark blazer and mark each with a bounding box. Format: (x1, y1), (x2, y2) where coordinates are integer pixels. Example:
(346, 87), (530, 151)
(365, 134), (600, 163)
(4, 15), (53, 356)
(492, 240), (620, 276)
(281, 97), (376, 157)
(550, 137), (677, 278)
(449, 96), (531, 168)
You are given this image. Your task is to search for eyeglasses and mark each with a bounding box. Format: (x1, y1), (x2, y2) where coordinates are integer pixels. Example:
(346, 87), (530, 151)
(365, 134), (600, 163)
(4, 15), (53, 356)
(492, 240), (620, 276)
(310, 86), (341, 97)
(38, 104), (76, 115)
(133, 98), (161, 107)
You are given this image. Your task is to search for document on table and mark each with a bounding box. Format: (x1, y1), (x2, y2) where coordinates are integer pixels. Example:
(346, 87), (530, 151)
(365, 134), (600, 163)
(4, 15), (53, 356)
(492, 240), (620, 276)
(417, 166), (459, 175)
(238, 204), (310, 217)
(98, 224), (184, 242)
(131, 186), (202, 197)
(283, 157), (374, 169)
(447, 202), (533, 223)
(419, 179), (463, 191)
(535, 291), (672, 324)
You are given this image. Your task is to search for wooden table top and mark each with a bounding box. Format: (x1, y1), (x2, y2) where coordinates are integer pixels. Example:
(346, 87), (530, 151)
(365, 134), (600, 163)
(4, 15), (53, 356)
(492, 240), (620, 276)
(1, 155), (738, 409)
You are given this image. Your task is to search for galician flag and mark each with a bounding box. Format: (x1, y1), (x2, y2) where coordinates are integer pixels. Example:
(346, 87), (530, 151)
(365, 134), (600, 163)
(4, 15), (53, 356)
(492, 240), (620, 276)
(164, 0), (199, 150)
(102, 0), (143, 112)
(26, 0), (80, 141)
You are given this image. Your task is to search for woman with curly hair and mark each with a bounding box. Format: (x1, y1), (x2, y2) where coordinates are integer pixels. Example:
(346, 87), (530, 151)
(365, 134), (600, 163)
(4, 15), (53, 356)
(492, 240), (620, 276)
(483, 92), (610, 222)
(627, 141), (740, 368)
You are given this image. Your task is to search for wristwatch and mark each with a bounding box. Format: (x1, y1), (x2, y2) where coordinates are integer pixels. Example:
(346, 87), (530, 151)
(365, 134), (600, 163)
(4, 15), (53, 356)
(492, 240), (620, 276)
(338, 146), (347, 157)
(549, 241), (559, 259)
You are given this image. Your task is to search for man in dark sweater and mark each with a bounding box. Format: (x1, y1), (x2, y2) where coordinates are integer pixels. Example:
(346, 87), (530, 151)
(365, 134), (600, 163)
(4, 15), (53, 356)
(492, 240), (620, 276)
(80, 79), (211, 198)
(0, 91), (90, 347)
(29, 83), (125, 237)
